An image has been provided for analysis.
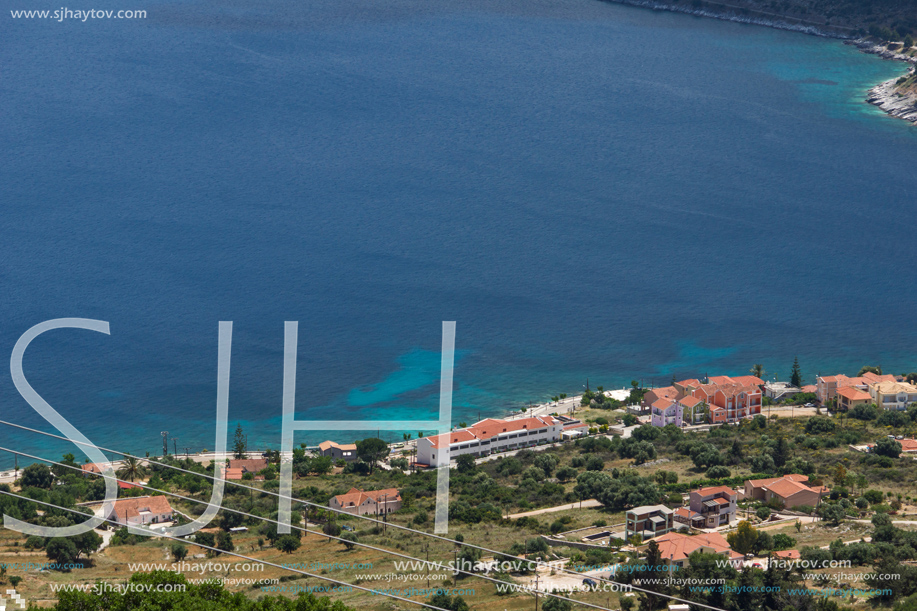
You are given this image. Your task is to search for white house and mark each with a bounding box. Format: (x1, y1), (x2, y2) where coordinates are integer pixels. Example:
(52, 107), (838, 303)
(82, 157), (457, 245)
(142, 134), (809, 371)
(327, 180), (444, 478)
(415, 416), (563, 467)
(105, 496), (174, 527)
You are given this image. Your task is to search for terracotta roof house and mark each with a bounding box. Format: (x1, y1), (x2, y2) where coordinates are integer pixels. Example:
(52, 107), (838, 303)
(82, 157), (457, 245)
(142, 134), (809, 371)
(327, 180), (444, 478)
(869, 381), (917, 412)
(771, 549), (801, 562)
(689, 486), (737, 528)
(673, 507), (705, 529)
(743, 475), (828, 509)
(224, 458), (268, 480)
(816, 373), (895, 405)
(837, 386), (873, 412)
(81, 463), (112, 477)
(670, 375), (763, 425)
(318, 440), (358, 462)
(651, 395), (706, 428)
(329, 487), (402, 516)
(105, 496), (173, 526)
(642, 386), (679, 412)
(866, 439), (917, 453)
(651, 532), (743, 569)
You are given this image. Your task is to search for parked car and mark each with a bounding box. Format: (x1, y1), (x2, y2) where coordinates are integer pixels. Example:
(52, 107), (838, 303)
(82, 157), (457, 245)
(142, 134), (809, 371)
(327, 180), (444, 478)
(582, 578), (598, 588)
(752, 563), (763, 568)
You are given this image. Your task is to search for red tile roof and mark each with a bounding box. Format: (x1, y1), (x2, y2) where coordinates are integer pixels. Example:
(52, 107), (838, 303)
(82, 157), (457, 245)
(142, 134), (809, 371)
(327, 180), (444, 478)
(654, 532), (736, 562)
(318, 440), (357, 452)
(333, 487), (401, 508)
(837, 386), (871, 401)
(692, 486), (735, 496)
(772, 549), (801, 560)
(228, 458), (268, 473)
(110, 496), (172, 522)
(428, 416), (558, 448)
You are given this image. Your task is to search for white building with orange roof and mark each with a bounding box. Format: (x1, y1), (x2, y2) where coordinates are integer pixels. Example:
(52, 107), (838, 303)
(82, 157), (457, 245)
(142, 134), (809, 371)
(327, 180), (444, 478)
(104, 496), (174, 526)
(329, 487), (401, 516)
(414, 416), (563, 467)
(649, 531), (743, 569)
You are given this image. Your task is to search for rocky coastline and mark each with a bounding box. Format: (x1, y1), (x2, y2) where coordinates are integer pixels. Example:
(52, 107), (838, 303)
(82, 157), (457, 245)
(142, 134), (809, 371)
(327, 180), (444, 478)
(851, 40), (917, 124)
(601, 0), (917, 126)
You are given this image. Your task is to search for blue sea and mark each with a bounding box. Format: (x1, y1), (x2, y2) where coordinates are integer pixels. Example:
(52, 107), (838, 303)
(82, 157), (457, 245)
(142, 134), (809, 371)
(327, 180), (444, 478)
(2, 0), (916, 466)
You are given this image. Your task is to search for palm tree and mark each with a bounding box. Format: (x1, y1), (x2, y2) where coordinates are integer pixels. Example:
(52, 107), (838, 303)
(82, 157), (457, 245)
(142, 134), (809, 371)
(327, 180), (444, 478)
(116, 456), (149, 482)
(750, 364), (765, 379)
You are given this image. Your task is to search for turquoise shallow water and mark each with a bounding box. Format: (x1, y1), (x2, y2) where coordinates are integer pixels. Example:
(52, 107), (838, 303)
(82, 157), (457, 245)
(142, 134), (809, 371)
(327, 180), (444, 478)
(1, 0), (915, 466)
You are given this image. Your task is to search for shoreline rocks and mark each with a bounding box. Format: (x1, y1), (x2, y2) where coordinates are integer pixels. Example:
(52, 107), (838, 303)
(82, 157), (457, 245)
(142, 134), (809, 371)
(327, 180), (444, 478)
(866, 72), (917, 124)
(603, 0), (917, 126)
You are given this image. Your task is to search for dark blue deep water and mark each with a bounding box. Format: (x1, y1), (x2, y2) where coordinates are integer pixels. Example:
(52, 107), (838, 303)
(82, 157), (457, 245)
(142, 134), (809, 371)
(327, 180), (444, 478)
(2, 0), (916, 463)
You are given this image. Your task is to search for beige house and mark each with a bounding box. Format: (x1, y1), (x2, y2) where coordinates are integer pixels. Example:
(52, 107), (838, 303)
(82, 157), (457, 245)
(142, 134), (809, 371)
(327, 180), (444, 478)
(329, 487), (401, 516)
(743, 474), (828, 509)
(836, 386), (872, 412)
(105, 496), (174, 526)
(318, 440), (358, 462)
(869, 381), (917, 412)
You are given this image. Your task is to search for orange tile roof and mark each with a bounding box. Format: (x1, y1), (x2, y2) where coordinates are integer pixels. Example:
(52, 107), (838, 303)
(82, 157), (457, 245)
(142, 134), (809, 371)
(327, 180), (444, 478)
(110, 496), (172, 522)
(652, 398), (675, 410)
(679, 395), (702, 408)
(862, 372), (897, 384)
(676, 379), (703, 388)
(333, 487), (401, 508)
(747, 474), (808, 488)
(318, 440), (357, 452)
(837, 386), (871, 401)
(753, 475), (823, 500)
(730, 375), (764, 386)
(648, 386), (679, 398)
(428, 416), (558, 448)
(772, 549), (801, 559)
(800, 385), (817, 393)
(228, 458), (268, 473)
(225, 467), (244, 480)
(653, 532), (734, 562)
(81, 463), (107, 474)
(692, 486), (735, 496)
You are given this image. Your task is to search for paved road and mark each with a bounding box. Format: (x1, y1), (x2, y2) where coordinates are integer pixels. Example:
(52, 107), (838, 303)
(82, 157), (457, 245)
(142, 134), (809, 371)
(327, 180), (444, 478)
(505, 499), (602, 519)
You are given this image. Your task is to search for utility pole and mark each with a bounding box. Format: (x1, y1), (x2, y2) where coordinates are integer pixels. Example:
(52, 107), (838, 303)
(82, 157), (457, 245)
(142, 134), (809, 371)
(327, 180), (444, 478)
(534, 556), (542, 611)
(173, 438), (178, 456)
(453, 548), (459, 588)
(161, 431), (169, 456)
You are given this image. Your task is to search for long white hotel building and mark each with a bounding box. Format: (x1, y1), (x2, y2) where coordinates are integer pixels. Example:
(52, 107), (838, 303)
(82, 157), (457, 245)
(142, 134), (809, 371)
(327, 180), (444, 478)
(415, 415), (564, 467)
